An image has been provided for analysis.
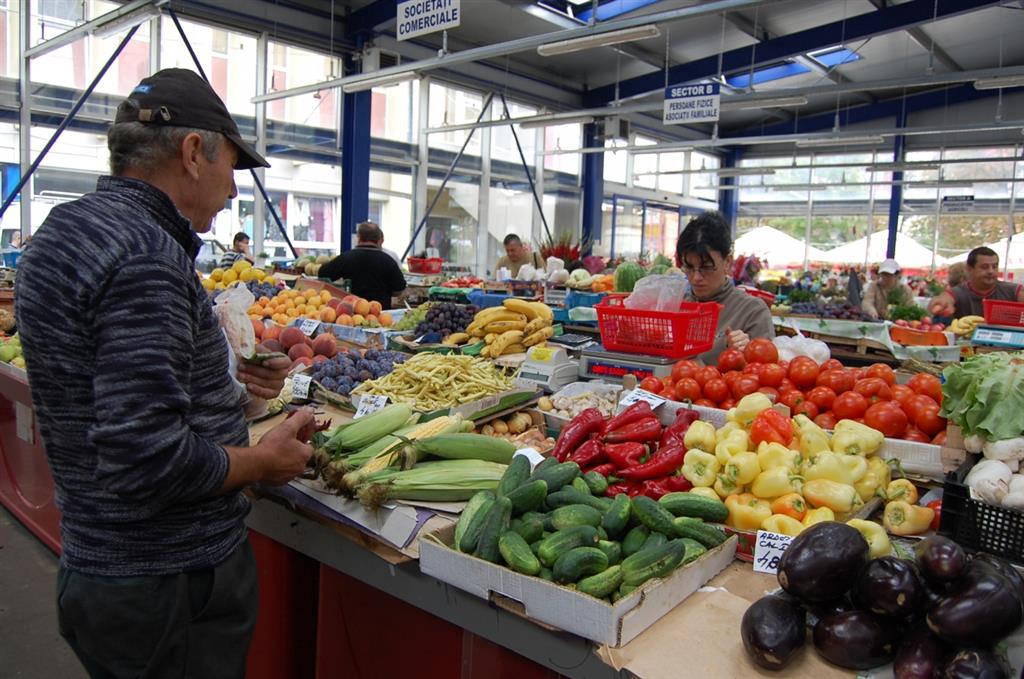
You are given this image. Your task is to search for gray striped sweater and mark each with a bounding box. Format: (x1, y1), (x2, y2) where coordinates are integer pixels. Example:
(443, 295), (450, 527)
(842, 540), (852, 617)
(14, 176), (250, 576)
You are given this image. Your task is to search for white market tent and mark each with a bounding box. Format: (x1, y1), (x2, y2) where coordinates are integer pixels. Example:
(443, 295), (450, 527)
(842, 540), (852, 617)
(947, 237), (1024, 270)
(818, 229), (946, 269)
(733, 226), (827, 267)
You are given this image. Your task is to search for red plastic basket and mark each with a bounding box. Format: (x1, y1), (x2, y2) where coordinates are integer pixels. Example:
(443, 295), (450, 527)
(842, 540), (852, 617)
(595, 294), (721, 359)
(408, 257), (443, 274)
(982, 298), (1024, 327)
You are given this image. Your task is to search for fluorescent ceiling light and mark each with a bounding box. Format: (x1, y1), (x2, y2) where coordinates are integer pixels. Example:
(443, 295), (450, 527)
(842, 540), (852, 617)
(93, 3), (163, 38)
(975, 76), (1024, 90)
(342, 72), (417, 93)
(519, 115), (595, 129)
(716, 167), (777, 177)
(720, 95), (809, 111)
(693, 185), (742, 191)
(796, 135), (886, 148)
(537, 24), (661, 57)
(771, 184), (830, 192)
(902, 180), (974, 188)
(866, 162), (940, 172)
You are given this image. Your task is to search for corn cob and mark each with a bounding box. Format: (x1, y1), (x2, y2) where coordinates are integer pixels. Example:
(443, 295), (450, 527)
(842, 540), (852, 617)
(339, 415), (462, 492)
(326, 404), (413, 452)
(356, 459), (508, 508)
(402, 433), (517, 466)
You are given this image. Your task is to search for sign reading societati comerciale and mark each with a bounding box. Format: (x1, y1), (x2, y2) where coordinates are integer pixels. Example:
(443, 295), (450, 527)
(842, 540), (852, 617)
(396, 0), (461, 41)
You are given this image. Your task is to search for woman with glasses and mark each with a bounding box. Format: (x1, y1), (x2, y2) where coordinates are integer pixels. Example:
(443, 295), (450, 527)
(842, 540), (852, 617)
(676, 211), (775, 365)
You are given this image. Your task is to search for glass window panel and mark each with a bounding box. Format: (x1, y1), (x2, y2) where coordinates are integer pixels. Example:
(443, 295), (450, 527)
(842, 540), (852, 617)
(423, 179), (479, 270)
(261, 41), (339, 127)
(691, 152), (718, 201)
(603, 139), (627, 184)
(542, 191), (581, 254)
(595, 200), (614, 258)
(428, 82), (482, 156)
(371, 80), (419, 143)
(613, 198), (642, 258)
(657, 152), (685, 194)
(492, 101), (536, 165)
(162, 19), (257, 118)
(644, 206), (679, 260)
(258, 154), (341, 258)
(369, 170), (413, 257)
(543, 123), (581, 175)
(633, 137), (657, 189)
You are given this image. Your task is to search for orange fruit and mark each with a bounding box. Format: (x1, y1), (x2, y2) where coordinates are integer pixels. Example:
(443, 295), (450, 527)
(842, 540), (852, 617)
(304, 288), (318, 300)
(287, 308), (300, 318)
(368, 301), (382, 316)
(354, 299), (370, 316)
(351, 314), (365, 326)
(337, 314), (353, 327)
(320, 307), (337, 324)
(319, 290), (332, 304)
(379, 312), (393, 327)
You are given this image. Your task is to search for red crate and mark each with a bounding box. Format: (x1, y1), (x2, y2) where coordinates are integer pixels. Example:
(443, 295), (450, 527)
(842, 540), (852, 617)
(408, 257), (443, 274)
(595, 294), (720, 359)
(983, 298), (1024, 327)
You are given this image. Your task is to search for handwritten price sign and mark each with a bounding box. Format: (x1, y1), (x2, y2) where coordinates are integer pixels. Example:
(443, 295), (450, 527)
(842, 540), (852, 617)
(292, 374), (312, 400)
(753, 530), (793, 574)
(619, 388), (667, 410)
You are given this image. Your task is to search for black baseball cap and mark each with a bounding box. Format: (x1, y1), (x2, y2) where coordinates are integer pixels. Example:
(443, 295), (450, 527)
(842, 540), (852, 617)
(115, 68), (269, 170)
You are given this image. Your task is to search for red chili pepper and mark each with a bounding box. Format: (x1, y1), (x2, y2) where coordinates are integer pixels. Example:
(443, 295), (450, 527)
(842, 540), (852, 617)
(552, 408), (605, 462)
(617, 444), (686, 480)
(583, 463), (617, 477)
(605, 481), (640, 498)
(927, 499), (942, 531)
(750, 408), (795, 447)
(660, 408), (699, 449)
(568, 438), (605, 468)
(640, 478), (673, 500)
(665, 474), (693, 492)
(604, 442), (647, 469)
(604, 416), (663, 444)
(602, 400), (654, 435)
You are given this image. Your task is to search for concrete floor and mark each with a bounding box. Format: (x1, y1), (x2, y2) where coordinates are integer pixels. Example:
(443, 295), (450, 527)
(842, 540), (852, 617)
(0, 507), (87, 678)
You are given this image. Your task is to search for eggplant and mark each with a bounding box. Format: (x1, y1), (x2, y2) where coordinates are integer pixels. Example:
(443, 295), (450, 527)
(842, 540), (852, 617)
(927, 561), (1023, 647)
(813, 610), (901, 670)
(916, 536), (968, 586)
(806, 595), (856, 621)
(740, 595), (807, 671)
(894, 624), (947, 679)
(943, 649), (1009, 679)
(971, 553), (1024, 612)
(777, 522), (869, 602)
(855, 556), (924, 618)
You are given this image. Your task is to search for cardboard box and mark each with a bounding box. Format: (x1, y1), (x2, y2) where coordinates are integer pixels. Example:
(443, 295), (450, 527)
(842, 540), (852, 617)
(419, 524), (737, 647)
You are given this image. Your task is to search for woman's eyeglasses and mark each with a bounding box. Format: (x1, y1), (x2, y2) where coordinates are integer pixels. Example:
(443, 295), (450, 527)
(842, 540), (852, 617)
(681, 262), (719, 277)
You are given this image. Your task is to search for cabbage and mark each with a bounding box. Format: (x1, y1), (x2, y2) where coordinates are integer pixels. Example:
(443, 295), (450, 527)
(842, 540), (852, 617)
(941, 352), (1024, 440)
(568, 269), (593, 287)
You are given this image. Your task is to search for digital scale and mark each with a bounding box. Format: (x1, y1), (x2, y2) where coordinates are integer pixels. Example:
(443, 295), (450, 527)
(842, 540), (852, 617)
(579, 344), (676, 383)
(516, 346), (580, 393)
(971, 324), (1024, 349)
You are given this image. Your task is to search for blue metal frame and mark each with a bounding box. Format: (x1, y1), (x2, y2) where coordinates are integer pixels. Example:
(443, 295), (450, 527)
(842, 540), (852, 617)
(887, 107), (907, 259)
(341, 84), (372, 252)
(610, 194), (618, 259)
(346, 0), (399, 38)
(718, 148), (740, 231)
(727, 49), (862, 89)
(576, 0), (662, 23)
(580, 121), (603, 256)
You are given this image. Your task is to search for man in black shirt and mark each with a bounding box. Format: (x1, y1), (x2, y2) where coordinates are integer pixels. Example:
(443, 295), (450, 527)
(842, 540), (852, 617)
(319, 222), (407, 309)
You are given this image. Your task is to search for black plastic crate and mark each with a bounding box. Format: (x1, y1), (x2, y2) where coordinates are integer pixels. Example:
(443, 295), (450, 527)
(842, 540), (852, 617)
(939, 455), (1024, 565)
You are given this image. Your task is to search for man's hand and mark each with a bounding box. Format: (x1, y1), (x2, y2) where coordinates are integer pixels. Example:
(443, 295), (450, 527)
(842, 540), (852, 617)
(252, 408), (315, 486)
(238, 355), (291, 399)
(725, 326), (750, 351)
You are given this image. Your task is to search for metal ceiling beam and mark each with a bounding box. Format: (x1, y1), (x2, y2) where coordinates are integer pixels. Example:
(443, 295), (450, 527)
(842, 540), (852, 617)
(865, 0), (963, 72)
(584, 0), (1000, 105)
(25, 0), (166, 59)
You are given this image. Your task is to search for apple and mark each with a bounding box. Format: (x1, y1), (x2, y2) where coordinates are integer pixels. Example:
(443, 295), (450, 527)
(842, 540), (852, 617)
(910, 320), (922, 329)
(895, 320), (909, 327)
(922, 315), (933, 324)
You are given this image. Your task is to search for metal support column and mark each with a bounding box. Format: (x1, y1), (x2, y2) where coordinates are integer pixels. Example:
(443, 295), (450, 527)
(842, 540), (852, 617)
(580, 121), (604, 256)
(18, 2), (31, 237)
(149, 11), (161, 71)
(803, 187), (814, 271)
(476, 118), (492, 277)
(252, 32), (268, 259)
(886, 107), (907, 259)
(532, 126), (545, 249)
(413, 76), (430, 257)
(1005, 145), (1020, 279)
(719, 148), (741, 235)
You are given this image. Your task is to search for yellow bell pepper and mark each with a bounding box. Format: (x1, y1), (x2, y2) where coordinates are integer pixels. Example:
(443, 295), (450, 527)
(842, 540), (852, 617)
(761, 513), (806, 537)
(729, 392), (773, 428)
(756, 441), (801, 471)
(722, 451), (761, 486)
(715, 429), (750, 466)
(770, 493), (807, 521)
(854, 456), (891, 503)
(682, 449), (720, 487)
(683, 420), (717, 453)
(847, 519), (893, 559)
(725, 493), (773, 530)
(794, 414), (832, 460)
(883, 501), (935, 536)
(716, 420), (744, 441)
(801, 451), (868, 485)
(802, 506), (835, 526)
(714, 473), (740, 498)
(688, 487), (723, 503)
(831, 420), (885, 456)
(751, 467), (803, 499)
(802, 479), (862, 513)
(885, 479), (919, 505)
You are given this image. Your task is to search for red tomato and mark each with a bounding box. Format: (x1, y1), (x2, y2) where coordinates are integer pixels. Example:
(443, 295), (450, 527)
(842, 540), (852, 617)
(914, 404), (946, 437)
(908, 373), (943, 405)
(932, 430), (948, 446)
(866, 363), (896, 386)
(778, 360), (790, 373)
(778, 377), (795, 392)
(904, 394), (940, 424)
(902, 426), (932, 443)
(807, 386), (837, 412)
(794, 400), (819, 419)
(814, 412), (838, 430)
(759, 363), (785, 388)
(816, 369), (855, 395)
(732, 374), (760, 400)
(833, 391), (869, 420)
(853, 367), (868, 381)
(717, 349), (746, 373)
(743, 362), (765, 377)
(661, 378), (674, 393)
(694, 366), (722, 389)
(639, 376), (663, 394)
(694, 398), (716, 408)
(671, 359), (700, 383)
(674, 378), (702, 403)
(853, 377), (893, 403)
(757, 386), (780, 400)
(723, 370), (742, 389)
(718, 398), (736, 410)
(744, 338), (779, 365)
(864, 401), (909, 438)
(890, 384), (915, 407)
(703, 378), (730, 404)
(779, 389), (806, 411)
(789, 357), (820, 390)
(821, 359), (844, 372)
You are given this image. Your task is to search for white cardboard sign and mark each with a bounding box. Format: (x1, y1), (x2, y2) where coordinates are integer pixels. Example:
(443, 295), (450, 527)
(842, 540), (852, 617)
(354, 394), (389, 419)
(753, 530), (793, 574)
(663, 83), (720, 125)
(396, 0), (460, 41)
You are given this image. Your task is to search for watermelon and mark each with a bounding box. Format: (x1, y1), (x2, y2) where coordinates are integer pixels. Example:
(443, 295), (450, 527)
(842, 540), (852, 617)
(648, 264), (669, 276)
(614, 262), (645, 293)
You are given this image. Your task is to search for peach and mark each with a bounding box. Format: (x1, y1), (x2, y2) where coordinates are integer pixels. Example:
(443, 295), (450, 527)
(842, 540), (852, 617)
(354, 299), (370, 316)
(312, 334), (338, 358)
(250, 318), (264, 340)
(351, 314), (365, 326)
(291, 357), (313, 370)
(379, 312), (393, 327)
(368, 301), (382, 316)
(263, 324), (282, 342)
(326, 298), (342, 312)
(338, 301), (355, 316)
(342, 295), (359, 305)
(337, 314), (353, 327)
(312, 354), (328, 365)
(259, 339), (284, 354)
(288, 343), (314, 361)
(320, 307), (337, 324)
(280, 326), (306, 349)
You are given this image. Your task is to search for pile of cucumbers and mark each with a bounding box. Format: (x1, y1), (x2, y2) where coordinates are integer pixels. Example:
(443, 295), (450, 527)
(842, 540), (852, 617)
(453, 455), (731, 602)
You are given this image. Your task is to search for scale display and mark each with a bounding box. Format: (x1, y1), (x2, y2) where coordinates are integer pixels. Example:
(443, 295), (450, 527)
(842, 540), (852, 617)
(579, 344), (675, 382)
(972, 325), (1024, 348)
(517, 346), (579, 393)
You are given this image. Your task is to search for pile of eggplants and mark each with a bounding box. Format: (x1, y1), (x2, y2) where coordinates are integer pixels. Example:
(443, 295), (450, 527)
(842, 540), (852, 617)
(740, 522), (1023, 677)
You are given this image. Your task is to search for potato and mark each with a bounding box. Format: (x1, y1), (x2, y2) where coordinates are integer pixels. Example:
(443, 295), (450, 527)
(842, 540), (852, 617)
(538, 396), (553, 412)
(492, 419), (509, 434)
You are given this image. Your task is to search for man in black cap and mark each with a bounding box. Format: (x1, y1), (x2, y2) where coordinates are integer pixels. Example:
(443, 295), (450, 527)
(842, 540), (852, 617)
(15, 69), (314, 678)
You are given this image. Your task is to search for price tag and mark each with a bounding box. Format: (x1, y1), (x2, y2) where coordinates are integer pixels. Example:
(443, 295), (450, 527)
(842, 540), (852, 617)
(354, 394), (389, 419)
(753, 530), (793, 574)
(299, 318), (320, 336)
(528, 347), (554, 362)
(513, 447), (546, 469)
(415, 335), (427, 344)
(292, 374), (312, 400)
(619, 388), (667, 410)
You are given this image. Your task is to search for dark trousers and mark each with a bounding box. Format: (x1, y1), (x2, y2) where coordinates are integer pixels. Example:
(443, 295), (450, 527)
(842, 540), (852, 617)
(57, 540), (258, 679)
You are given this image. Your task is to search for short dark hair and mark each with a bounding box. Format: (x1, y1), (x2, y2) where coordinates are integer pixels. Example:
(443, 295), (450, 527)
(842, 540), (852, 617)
(967, 246), (998, 267)
(503, 234), (522, 247)
(233, 232), (249, 245)
(357, 221), (382, 243)
(676, 211), (733, 268)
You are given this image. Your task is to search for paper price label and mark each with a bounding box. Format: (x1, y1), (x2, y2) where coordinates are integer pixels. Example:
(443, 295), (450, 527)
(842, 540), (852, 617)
(292, 374), (312, 400)
(753, 530), (793, 574)
(355, 394), (389, 419)
(512, 447), (546, 469)
(299, 318), (320, 336)
(528, 347), (554, 362)
(619, 388), (667, 410)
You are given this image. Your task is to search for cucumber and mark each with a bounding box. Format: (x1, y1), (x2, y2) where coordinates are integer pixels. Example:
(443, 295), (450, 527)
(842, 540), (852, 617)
(473, 496), (512, 563)
(529, 461), (580, 492)
(621, 525), (651, 557)
(536, 525), (600, 568)
(546, 487), (612, 513)
(532, 456), (558, 475)
(597, 539), (622, 565)
(672, 517), (727, 548)
(601, 494), (631, 539)
(539, 566), (554, 581)
(552, 546), (609, 584)
(530, 539), (543, 556)
(506, 479), (548, 514)
(499, 530), (541, 575)
(596, 526), (608, 541)
(582, 471), (609, 497)
(642, 531), (669, 552)
(513, 514), (545, 544)
(631, 496), (678, 537)
(577, 565), (624, 599)
(455, 490), (494, 552)
(457, 495), (496, 553)
(621, 539), (687, 587)
(659, 492), (729, 523)
(571, 477), (592, 496)
(680, 537), (708, 564)
(497, 455), (531, 497)
(618, 583), (638, 598)
(550, 504), (603, 531)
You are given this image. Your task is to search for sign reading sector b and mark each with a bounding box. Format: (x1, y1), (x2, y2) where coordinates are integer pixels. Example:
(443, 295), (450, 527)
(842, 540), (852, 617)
(663, 82), (720, 125)
(397, 0), (461, 41)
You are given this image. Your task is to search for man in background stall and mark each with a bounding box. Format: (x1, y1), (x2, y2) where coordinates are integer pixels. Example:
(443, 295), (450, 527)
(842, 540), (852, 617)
(930, 246), (1024, 319)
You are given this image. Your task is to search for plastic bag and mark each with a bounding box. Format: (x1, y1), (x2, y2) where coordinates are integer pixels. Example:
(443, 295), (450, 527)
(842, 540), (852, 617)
(773, 335), (830, 364)
(624, 274), (689, 311)
(213, 285), (257, 360)
(545, 256), (564, 275)
(517, 264), (539, 281)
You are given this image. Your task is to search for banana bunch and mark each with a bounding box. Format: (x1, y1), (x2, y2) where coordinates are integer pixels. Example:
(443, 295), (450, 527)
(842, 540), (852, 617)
(950, 315), (985, 336)
(464, 298), (554, 358)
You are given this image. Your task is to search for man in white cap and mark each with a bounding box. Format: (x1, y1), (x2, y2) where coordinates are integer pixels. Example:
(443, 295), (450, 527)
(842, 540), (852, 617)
(861, 258), (914, 320)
